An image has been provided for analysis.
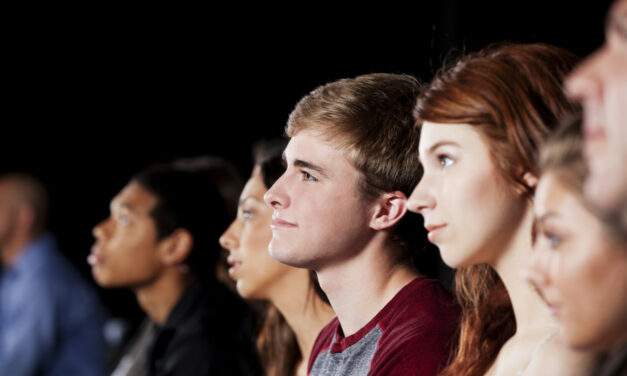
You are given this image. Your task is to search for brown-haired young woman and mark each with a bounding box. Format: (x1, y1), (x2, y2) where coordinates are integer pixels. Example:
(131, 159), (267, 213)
(407, 43), (600, 375)
(220, 139), (335, 376)
(525, 115), (627, 376)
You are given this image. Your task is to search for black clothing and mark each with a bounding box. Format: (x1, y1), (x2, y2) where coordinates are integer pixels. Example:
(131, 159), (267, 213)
(147, 280), (261, 376)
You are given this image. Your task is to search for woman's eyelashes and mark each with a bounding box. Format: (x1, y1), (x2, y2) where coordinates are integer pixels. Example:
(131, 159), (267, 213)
(537, 223), (566, 250)
(429, 151), (455, 169)
(437, 154), (454, 168)
(238, 206), (254, 221)
(243, 210), (254, 220)
(543, 231), (563, 249)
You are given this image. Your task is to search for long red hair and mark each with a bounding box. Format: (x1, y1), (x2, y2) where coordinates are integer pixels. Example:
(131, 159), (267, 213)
(414, 43), (579, 375)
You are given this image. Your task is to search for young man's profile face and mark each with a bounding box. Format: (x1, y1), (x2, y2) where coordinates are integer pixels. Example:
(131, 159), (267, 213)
(264, 130), (374, 271)
(90, 182), (166, 289)
(566, 0), (627, 212)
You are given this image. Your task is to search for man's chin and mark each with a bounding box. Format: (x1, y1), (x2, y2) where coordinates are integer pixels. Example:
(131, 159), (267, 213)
(268, 244), (308, 269)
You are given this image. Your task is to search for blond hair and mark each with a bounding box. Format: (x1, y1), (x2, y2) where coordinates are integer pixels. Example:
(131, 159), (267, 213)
(287, 73), (422, 198)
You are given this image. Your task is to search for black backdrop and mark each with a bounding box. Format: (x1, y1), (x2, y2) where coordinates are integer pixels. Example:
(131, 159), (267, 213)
(1, 0), (613, 324)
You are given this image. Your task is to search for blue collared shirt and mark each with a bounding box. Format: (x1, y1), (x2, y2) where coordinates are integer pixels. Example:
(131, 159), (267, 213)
(0, 233), (106, 376)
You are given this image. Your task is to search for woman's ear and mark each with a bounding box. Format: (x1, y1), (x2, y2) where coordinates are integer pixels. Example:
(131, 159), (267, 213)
(514, 168), (539, 195)
(369, 191), (409, 231)
(522, 171), (539, 189)
(159, 229), (194, 266)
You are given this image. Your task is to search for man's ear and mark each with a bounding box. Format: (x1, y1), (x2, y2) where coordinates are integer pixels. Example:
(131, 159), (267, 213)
(158, 229), (194, 266)
(369, 191), (408, 231)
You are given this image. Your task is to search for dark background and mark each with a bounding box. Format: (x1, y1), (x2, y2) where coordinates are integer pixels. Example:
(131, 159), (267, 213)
(1, 0), (613, 326)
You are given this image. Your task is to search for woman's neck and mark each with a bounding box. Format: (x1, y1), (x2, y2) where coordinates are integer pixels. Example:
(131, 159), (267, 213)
(269, 270), (335, 372)
(491, 205), (555, 334)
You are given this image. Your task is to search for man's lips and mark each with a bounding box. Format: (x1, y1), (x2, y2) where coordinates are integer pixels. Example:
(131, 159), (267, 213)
(271, 217), (297, 229)
(87, 245), (103, 266)
(583, 124), (605, 142)
(547, 303), (561, 318)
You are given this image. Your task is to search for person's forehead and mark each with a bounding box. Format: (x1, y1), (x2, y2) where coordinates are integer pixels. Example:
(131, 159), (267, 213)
(286, 131), (360, 180)
(610, 0), (627, 23)
(112, 182), (158, 214)
(419, 122), (483, 149)
(286, 131), (346, 161)
(537, 173), (567, 206)
(0, 181), (19, 202)
(0, 181), (10, 194)
(241, 172), (266, 199)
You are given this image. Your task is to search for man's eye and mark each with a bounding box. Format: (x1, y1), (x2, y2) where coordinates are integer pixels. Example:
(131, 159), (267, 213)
(301, 171), (317, 181)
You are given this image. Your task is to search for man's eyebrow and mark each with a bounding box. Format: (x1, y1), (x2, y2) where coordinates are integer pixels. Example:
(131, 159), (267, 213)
(293, 159), (330, 178)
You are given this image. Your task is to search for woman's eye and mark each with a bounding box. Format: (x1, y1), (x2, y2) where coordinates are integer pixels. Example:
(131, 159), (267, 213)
(118, 215), (131, 226)
(301, 171), (317, 182)
(609, 18), (627, 43)
(544, 232), (562, 249)
(242, 210), (253, 220)
(438, 155), (454, 168)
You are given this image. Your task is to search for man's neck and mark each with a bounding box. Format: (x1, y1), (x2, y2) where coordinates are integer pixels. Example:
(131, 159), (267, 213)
(135, 270), (195, 325)
(316, 232), (419, 337)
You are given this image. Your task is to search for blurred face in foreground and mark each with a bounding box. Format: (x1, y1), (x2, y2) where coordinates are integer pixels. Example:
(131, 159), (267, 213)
(565, 0), (627, 213)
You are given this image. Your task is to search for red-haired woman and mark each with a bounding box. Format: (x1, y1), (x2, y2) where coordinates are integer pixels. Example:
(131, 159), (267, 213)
(408, 44), (600, 375)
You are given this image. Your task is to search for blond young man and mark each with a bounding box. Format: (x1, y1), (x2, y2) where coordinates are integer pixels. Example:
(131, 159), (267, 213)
(264, 74), (460, 376)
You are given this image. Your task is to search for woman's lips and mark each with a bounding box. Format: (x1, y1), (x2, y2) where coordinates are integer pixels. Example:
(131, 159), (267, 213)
(424, 224), (446, 242)
(226, 255), (242, 278)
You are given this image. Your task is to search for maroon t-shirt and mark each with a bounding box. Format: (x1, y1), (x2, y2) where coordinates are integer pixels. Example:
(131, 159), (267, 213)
(308, 276), (460, 376)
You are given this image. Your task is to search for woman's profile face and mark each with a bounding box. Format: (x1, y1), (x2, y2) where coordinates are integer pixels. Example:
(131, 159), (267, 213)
(219, 166), (296, 300)
(527, 172), (627, 350)
(408, 121), (529, 268)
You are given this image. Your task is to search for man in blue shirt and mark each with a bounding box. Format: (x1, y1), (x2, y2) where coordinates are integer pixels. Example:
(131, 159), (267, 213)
(0, 173), (106, 376)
